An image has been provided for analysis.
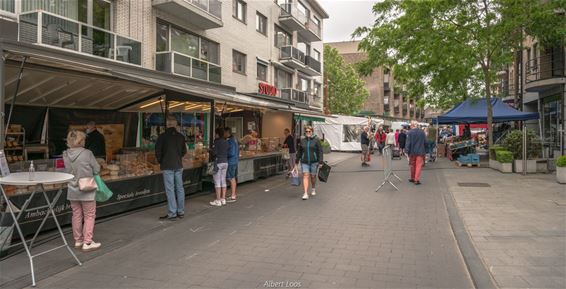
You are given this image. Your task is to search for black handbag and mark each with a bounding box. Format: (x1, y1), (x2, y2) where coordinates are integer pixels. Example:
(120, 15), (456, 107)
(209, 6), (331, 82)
(317, 162), (331, 183)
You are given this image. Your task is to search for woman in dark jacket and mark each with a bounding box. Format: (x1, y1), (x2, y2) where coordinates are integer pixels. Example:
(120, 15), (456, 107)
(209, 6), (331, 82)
(295, 126), (323, 200)
(210, 127), (229, 207)
(398, 129), (408, 155)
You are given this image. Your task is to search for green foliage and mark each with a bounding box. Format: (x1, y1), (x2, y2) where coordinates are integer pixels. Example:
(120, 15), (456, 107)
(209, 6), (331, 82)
(495, 150), (513, 163)
(321, 139), (331, 149)
(501, 130), (542, 160)
(324, 45), (369, 115)
(489, 145), (505, 160)
(354, 0), (566, 143)
(556, 156), (566, 168)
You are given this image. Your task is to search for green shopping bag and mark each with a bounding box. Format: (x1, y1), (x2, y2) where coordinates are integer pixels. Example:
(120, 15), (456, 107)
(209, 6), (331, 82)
(94, 175), (113, 202)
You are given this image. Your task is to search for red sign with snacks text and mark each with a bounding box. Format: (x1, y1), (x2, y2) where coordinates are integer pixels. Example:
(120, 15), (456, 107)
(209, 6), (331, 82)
(259, 82), (278, 97)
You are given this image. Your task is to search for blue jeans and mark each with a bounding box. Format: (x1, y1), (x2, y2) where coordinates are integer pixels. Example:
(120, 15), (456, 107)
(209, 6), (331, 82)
(301, 163), (319, 174)
(426, 140), (436, 154)
(163, 169), (185, 218)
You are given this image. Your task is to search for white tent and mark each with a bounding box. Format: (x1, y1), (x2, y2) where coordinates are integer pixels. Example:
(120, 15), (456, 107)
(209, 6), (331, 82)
(314, 115), (383, 151)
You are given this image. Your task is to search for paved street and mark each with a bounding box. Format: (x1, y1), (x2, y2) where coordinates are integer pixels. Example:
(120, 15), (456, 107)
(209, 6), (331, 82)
(5, 153), (473, 289)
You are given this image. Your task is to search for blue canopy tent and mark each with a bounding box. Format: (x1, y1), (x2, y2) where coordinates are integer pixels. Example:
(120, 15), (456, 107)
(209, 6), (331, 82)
(435, 98), (539, 124)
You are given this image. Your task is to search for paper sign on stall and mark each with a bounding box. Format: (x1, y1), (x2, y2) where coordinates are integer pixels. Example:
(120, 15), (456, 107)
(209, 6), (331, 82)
(0, 150), (10, 177)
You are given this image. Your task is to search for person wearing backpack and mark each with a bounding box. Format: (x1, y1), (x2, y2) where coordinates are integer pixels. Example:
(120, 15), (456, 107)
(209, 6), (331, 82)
(295, 126), (323, 200)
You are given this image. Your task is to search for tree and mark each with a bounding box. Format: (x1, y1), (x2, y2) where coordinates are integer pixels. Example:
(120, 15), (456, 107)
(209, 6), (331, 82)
(324, 45), (369, 115)
(354, 0), (565, 145)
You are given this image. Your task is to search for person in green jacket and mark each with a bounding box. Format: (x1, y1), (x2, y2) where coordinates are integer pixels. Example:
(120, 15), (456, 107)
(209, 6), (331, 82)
(295, 126), (323, 200)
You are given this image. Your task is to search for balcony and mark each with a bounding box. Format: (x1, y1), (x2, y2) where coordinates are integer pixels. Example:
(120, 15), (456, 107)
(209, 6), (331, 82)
(525, 52), (565, 92)
(301, 56), (321, 76)
(156, 51), (221, 83)
(279, 3), (308, 33)
(19, 11), (142, 66)
(298, 19), (322, 42)
(280, 88), (309, 105)
(280, 45), (305, 70)
(152, 0), (222, 29)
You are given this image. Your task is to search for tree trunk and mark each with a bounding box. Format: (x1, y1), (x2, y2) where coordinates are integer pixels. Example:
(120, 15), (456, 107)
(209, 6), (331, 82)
(484, 69), (494, 146)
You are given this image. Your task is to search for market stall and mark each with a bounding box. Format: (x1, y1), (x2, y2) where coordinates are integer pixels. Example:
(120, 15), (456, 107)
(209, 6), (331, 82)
(314, 115), (383, 151)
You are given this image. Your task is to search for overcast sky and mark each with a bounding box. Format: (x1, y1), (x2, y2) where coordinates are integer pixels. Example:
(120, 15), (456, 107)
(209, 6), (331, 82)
(320, 0), (377, 43)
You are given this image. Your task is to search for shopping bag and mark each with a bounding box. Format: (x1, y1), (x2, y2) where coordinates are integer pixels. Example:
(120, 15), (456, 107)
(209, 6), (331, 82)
(290, 165), (301, 186)
(318, 162), (331, 183)
(206, 162), (218, 175)
(94, 175), (113, 202)
(281, 148), (290, 160)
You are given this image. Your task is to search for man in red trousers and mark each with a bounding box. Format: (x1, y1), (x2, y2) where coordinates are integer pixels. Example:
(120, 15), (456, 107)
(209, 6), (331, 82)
(405, 121), (427, 185)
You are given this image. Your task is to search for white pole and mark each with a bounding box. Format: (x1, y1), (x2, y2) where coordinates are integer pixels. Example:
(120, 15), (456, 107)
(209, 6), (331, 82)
(523, 123), (527, 176)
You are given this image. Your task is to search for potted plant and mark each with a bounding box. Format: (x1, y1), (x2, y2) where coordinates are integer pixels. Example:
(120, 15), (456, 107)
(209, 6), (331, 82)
(502, 129), (541, 173)
(556, 156), (566, 184)
(495, 150), (513, 173)
(488, 145), (506, 170)
(321, 139), (331, 154)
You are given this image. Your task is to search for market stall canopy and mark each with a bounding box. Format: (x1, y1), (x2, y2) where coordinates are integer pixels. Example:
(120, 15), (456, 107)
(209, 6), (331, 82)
(435, 98), (539, 124)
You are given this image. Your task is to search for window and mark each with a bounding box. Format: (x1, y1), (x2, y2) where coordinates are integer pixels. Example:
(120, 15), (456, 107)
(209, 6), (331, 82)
(312, 15), (321, 28)
(171, 27), (199, 58)
(298, 77), (311, 92)
(93, 0), (112, 30)
(274, 25), (292, 48)
(0, 0), (15, 13)
(22, 0), (112, 30)
(256, 12), (267, 35)
(275, 68), (292, 89)
(297, 1), (310, 18)
(314, 83), (321, 97)
(257, 62), (268, 81)
(297, 39), (310, 57)
(233, 0), (246, 23)
(233, 50), (247, 74)
(313, 49), (321, 61)
(156, 22), (169, 52)
(201, 39), (220, 64)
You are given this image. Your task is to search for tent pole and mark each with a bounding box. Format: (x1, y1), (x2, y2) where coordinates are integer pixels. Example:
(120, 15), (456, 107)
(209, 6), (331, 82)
(0, 47), (4, 149)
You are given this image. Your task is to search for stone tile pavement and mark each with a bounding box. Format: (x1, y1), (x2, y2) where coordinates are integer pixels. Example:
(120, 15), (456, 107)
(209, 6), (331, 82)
(441, 162), (566, 289)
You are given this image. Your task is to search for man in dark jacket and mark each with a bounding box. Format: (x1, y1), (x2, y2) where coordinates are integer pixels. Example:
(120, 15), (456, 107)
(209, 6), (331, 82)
(85, 122), (106, 158)
(155, 117), (187, 220)
(360, 126), (370, 166)
(405, 121), (427, 185)
(295, 126), (323, 200)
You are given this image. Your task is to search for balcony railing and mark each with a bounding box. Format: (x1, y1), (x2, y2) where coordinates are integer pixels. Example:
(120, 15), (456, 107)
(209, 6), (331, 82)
(19, 11), (142, 66)
(279, 3), (309, 27)
(280, 45), (305, 64)
(280, 88), (308, 104)
(305, 56), (321, 73)
(526, 53), (565, 83)
(305, 19), (321, 38)
(185, 0), (222, 19)
(156, 51), (221, 83)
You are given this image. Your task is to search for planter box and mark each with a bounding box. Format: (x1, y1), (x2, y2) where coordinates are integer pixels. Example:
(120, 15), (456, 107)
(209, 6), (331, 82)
(514, 159), (537, 173)
(489, 159), (512, 173)
(557, 167), (566, 184)
(322, 147), (331, 154)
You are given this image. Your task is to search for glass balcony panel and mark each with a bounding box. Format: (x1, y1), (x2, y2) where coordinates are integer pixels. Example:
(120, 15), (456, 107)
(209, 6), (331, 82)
(42, 13), (80, 51)
(19, 12), (39, 43)
(156, 52), (172, 73)
(81, 25), (114, 59)
(192, 58), (208, 81)
(116, 35), (142, 65)
(173, 53), (192, 77)
(209, 64), (221, 83)
(1, 0), (15, 13)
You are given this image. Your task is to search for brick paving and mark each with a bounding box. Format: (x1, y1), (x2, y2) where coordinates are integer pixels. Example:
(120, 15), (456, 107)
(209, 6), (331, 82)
(22, 154), (473, 289)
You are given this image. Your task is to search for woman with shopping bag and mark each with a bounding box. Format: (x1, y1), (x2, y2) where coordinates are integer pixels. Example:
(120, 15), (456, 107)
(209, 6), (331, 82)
(295, 126), (323, 200)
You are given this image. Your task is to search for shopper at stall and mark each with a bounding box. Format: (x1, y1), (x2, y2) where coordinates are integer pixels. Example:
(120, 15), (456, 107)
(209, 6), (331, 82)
(283, 128), (296, 176)
(360, 126), (370, 166)
(225, 127), (239, 203)
(85, 121), (106, 158)
(210, 127), (229, 207)
(295, 126), (323, 200)
(405, 121), (427, 185)
(63, 130), (101, 252)
(426, 122), (438, 157)
(395, 129), (400, 147)
(386, 128), (396, 146)
(155, 117), (187, 220)
(241, 130), (258, 151)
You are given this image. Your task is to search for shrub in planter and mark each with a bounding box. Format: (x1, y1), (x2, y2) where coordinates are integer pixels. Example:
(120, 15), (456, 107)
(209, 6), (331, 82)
(321, 139), (331, 154)
(489, 145), (505, 160)
(501, 129), (541, 160)
(556, 156), (566, 184)
(495, 150), (513, 163)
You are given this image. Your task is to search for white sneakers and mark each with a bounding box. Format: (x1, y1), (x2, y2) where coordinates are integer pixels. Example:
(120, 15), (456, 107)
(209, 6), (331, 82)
(74, 242), (83, 249)
(302, 194), (309, 200)
(311, 189), (316, 196)
(302, 189), (317, 200)
(220, 198), (226, 205)
(210, 200), (222, 206)
(82, 242), (101, 252)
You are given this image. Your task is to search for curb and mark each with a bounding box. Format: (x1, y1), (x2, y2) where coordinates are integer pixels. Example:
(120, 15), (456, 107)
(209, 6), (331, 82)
(437, 172), (498, 289)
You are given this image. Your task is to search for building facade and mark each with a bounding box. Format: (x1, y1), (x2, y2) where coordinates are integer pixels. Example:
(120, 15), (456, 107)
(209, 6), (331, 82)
(497, 36), (565, 158)
(326, 41), (424, 121)
(0, 0), (328, 110)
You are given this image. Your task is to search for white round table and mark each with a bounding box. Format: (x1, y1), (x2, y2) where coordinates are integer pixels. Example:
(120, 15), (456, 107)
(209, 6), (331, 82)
(0, 171), (81, 287)
(0, 172), (74, 186)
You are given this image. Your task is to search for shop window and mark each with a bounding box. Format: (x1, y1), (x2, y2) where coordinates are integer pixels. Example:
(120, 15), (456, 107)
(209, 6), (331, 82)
(233, 50), (247, 74)
(256, 12), (267, 36)
(0, 0), (15, 13)
(233, 0), (246, 24)
(257, 62), (268, 81)
(275, 68), (292, 89)
(274, 25), (291, 48)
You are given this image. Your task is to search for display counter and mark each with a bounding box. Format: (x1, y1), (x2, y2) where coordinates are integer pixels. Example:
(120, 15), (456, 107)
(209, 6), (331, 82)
(237, 151), (284, 183)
